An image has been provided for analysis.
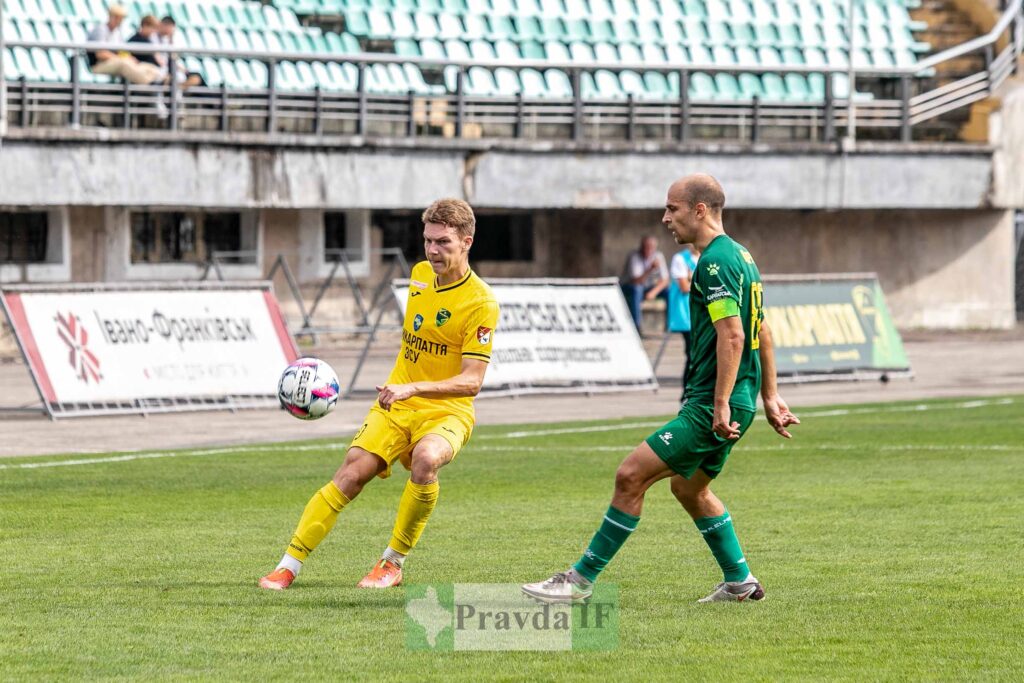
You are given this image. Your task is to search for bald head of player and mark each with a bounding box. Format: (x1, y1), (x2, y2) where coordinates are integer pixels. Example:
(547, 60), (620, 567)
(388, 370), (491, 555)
(662, 173), (726, 250)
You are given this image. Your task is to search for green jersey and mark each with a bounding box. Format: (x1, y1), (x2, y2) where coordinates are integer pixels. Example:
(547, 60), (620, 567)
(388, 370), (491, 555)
(685, 234), (764, 411)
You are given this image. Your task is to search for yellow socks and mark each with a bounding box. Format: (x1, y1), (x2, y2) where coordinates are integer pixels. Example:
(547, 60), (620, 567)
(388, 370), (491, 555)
(387, 480), (440, 555)
(285, 481), (350, 562)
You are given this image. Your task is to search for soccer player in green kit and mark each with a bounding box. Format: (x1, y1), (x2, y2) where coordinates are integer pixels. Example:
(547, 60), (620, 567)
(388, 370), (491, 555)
(523, 173), (800, 604)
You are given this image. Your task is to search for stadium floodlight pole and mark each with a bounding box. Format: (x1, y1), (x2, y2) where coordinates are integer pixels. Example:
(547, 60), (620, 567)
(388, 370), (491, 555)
(844, 0), (858, 147)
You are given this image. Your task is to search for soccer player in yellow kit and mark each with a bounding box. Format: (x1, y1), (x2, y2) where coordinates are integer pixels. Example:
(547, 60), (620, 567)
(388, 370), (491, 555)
(259, 199), (499, 590)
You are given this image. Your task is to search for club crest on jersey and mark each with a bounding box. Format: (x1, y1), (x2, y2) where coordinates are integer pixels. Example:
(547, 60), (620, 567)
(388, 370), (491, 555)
(476, 326), (492, 344)
(435, 308), (451, 327)
(413, 314), (424, 331)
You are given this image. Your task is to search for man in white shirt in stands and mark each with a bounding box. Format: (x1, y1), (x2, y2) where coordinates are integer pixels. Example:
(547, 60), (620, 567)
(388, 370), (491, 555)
(86, 4), (162, 85)
(620, 235), (670, 332)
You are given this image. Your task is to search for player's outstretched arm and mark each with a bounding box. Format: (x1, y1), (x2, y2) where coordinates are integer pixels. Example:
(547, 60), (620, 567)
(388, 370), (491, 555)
(758, 321), (800, 438)
(376, 358), (489, 410)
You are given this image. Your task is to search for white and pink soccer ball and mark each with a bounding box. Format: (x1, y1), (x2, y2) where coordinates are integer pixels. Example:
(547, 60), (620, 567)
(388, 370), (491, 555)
(278, 357), (340, 420)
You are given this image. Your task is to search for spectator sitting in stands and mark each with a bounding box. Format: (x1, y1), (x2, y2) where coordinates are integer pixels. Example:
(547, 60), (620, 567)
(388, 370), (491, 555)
(87, 4), (162, 84)
(157, 16), (204, 89)
(620, 235), (670, 332)
(128, 15), (161, 71)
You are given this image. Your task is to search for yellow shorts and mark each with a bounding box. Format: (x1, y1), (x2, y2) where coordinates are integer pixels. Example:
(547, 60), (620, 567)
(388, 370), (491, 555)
(349, 405), (473, 479)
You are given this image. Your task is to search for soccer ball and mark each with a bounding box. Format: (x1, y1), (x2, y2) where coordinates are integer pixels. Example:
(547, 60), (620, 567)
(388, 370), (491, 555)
(278, 357), (340, 420)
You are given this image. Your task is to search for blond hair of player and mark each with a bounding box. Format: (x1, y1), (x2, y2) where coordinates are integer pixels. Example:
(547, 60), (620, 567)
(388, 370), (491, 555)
(260, 199), (500, 590)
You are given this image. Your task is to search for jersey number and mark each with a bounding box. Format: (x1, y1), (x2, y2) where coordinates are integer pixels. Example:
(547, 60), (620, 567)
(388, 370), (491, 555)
(750, 282), (764, 350)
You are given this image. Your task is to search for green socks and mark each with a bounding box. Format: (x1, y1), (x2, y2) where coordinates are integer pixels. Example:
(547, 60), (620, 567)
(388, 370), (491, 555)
(573, 505), (640, 583)
(695, 509), (751, 583)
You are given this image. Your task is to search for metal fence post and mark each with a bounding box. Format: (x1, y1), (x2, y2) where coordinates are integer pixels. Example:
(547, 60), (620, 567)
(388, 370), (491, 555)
(900, 75), (912, 142)
(678, 70), (690, 142)
(751, 94), (760, 142)
(314, 85), (323, 135)
(571, 69), (582, 141)
(267, 59), (277, 133)
(168, 55), (178, 130)
(70, 53), (81, 128)
(356, 62), (367, 135)
(626, 92), (636, 141)
(823, 73), (834, 142)
(219, 84), (229, 131)
(122, 78), (131, 128)
(20, 76), (28, 126)
(455, 67), (465, 137)
(514, 90), (524, 138)
(406, 90), (416, 137)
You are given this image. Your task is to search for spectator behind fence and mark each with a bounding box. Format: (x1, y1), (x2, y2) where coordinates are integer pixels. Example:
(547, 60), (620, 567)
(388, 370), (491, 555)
(620, 235), (669, 331)
(87, 5), (163, 84)
(668, 244), (699, 400)
(158, 16), (205, 89)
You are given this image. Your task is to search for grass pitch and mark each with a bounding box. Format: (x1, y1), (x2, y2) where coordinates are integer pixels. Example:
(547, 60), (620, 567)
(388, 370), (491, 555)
(1, 395), (1022, 681)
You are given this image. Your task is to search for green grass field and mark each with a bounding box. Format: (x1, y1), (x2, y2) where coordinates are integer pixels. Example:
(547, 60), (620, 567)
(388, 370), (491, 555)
(2, 395), (1023, 681)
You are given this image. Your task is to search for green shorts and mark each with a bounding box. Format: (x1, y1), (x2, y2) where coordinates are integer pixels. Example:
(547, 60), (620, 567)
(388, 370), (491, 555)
(645, 401), (757, 479)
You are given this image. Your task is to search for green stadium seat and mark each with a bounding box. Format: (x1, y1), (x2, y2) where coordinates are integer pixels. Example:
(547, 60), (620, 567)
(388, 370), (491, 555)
(544, 68), (571, 98)
(783, 73), (810, 101)
(689, 71), (716, 99)
(564, 18), (589, 42)
(470, 38), (495, 60)
(394, 38), (420, 56)
(344, 10), (370, 37)
(437, 13), (463, 40)
(738, 72), (763, 98)
(462, 13), (487, 40)
(543, 40), (569, 62)
(390, 10), (416, 39)
(757, 46), (781, 65)
(444, 38), (470, 60)
(713, 72), (741, 99)
(493, 66), (520, 95)
(520, 40), (545, 59)
(761, 72), (786, 100)
(659, 19), (684, 44)
(419, 38), (445, 59)
(569, 41), (595, 63)
(641, 43), (666, 64)
(735, 46), (758, 65)
(494, 39), (521, 60)
(595, 42), (620, 63)
(611, 19), (638, 43)
(519, 67), (547, 97)
(488, 16), (516, 40)
(619, 69), (646, 98)
(644, 70), (673, 98)
(665, 43), (689, 63)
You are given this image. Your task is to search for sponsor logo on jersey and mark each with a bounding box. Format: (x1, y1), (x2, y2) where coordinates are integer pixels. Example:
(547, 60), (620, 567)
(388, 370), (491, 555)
(436, 308), (451, 327)
(413, 314), (424, 331)
(476, 326), (492, 344)
(411, 279), (428, 289)
(707, 284), (734, 302)
(659, 431), (673, 445)
(706, 263), (720, 276)
(411, 291), (422, 298)
(740, 250), (754, 265)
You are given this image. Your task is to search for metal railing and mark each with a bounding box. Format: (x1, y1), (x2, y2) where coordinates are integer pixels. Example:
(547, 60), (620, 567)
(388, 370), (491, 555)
(0, 0), (1021, 144)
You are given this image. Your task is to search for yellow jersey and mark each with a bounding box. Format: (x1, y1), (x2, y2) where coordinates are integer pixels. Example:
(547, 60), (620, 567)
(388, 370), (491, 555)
(386, 261), (500, 422)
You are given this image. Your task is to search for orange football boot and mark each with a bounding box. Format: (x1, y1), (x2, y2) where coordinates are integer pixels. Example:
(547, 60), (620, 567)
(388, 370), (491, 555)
(259, 567), (296, 591)
(356, 559), (403, 588)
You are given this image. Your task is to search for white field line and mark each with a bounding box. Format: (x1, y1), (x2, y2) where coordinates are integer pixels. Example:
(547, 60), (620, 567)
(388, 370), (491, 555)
(0, 442), (343, 471)
(483, 397), (1017, 440)
(1, 397), (1017, 471)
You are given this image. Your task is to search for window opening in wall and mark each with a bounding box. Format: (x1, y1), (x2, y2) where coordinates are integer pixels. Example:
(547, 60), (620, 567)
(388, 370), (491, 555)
(0, 212), (49, 264)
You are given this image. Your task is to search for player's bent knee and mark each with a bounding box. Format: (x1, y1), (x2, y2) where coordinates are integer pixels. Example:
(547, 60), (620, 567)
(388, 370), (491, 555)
(333, 447), (385, 496)
(614, 462), (645, 495)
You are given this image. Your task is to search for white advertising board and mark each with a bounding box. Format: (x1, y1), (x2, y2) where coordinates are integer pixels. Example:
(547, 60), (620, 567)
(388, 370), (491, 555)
(1, 283), (298, 416)
(394, 278), (656, 393)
